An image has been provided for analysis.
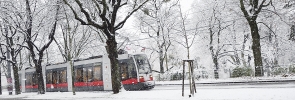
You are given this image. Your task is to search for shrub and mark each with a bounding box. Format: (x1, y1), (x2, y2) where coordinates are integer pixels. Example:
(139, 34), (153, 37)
(272, 67), (287, 75)
(231, 67), (253, 78)
(289, 66), (295, 74)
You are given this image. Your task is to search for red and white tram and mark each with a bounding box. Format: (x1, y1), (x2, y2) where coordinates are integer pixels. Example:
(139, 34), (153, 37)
(19, 53), (155, 92)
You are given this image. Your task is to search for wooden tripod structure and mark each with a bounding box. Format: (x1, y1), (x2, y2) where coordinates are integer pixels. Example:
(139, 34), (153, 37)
(182, 60), (197, 97)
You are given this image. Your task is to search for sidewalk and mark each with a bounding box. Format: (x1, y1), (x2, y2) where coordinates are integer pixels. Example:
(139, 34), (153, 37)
(155, 76), (295, 85)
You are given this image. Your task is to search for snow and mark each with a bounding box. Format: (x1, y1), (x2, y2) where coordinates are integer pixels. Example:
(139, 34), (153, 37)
(1, 77), (295, 100)
(157, 76), (295, 85)
(0, 84), (294, 100)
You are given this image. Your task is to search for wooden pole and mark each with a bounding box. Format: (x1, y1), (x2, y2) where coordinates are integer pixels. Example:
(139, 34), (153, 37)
(191, 61), (197, 93)
(187, 60), (193, 94)
(182, 61), (185, 97)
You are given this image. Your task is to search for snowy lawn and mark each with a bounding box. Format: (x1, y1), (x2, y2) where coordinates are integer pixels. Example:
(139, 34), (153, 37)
(156, 76), (295, 85)
(1, 85), (295, 100)
(1, 77), (295, 100)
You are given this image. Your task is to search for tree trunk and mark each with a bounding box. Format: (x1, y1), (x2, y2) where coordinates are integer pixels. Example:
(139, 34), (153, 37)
(35, 63), (45, 94)
(12, 63), (21, 95)
(159, 51), (164, 73)
(0, 65), (2, 95)
(239, 0), (266, 77)
(10, 48), (21, 95)
(105, 36), (120, 94)
(249, 21), (263, 77)
(209, 27), (219, 79)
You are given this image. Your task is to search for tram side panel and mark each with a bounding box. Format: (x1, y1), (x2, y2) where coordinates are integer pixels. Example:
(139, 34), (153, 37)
(71, 57), (104, 91)
(20, 54), (154, 92)
(45, 63), (69, 92)
(19, 69), (26, 92)
(66, 62), (73, 92)
(24, 68), (38, 92)
(102, 55), (112, 90)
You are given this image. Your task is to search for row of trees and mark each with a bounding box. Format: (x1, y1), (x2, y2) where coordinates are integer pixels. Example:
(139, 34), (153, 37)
(0, 0), (148, 95)
(0, 0), (295, 95)
(133, 0), (295, 79)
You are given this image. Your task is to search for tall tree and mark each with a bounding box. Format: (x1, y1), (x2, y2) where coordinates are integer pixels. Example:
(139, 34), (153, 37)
(207, 4), (232, 79)
(0, 0), (27, 94)
(239, 0), (272, 77)
(53, 6), (97, 94)
(174, 4), (198, 60)
(55, 6), (95, 62)
(283, 0), (295, 41)
(62, 0), (149, 94)
(24, 0), (60, 94)
(0, 22), (24, 95)
(138, 0), (178, 73)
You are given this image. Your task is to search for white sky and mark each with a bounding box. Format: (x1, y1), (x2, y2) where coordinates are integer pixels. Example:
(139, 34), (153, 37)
(180, 0), (194, 12)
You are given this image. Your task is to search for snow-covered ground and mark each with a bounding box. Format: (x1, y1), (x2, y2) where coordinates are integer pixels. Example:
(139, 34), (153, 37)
(157, 76), (295, 85)
(0, 84), (294, 100)
(1, 77), (295, 100)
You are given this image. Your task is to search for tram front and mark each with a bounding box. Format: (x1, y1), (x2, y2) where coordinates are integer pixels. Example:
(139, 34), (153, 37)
(119, 54), (155, 90)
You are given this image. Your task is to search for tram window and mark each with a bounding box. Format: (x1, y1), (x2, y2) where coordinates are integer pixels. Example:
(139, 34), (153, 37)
(46, 71), (53, 84)
(119, 58), (137, 79)
(26, 73), (38, 86)
(52, 71), (59, 84)
(93, 63), (102, 81)
(25, 73), (32, 85)
(87, 67), (93, 82)
(32, 73), (38, 86)
(59, 70), (67, 83)
(75, 68), (83, 82)
(134, 55), (152, 74)
(83, 68), (87, 82)
(19, 74), (22, 86)
(120, 62), (128, 80)
(128, 58), (137, 78)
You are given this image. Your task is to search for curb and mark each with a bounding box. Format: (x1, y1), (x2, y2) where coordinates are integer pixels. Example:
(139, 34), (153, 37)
(155, 79), (295, 86)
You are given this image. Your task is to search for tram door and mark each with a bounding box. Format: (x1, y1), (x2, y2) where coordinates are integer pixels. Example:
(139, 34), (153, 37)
(52, 71), (59, 90)
(75, 65), (93, 91)
(85, 67), (93, 91)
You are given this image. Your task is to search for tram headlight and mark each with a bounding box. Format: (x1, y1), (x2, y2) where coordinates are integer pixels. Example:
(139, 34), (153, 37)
(139, 76), (145, 82)
(149, 75), (153, 81)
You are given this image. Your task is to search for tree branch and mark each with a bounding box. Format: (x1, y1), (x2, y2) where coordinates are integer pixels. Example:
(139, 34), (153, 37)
(115, 0), (149, 30)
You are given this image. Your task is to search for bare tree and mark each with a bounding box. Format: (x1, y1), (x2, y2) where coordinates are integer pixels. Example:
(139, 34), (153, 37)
(55, 7), (95, 62)
(0, 23), (24, 95)
(239, 0), (273, 77)
(174, 4), (198, 60)
(23, 0), (60, 94)
(207, 6), (232, 79)
(0, 1), (28, 94)
(53, 6), (97, 94)
(62, 0), (149, 94)
(138, 0), (179, 73)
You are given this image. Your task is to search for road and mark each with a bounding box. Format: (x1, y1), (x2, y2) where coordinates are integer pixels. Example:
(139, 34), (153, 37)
(154, 80), (295, 90)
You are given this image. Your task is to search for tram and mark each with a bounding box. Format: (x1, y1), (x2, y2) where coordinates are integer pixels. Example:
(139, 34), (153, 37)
(19, 53), (155, 92)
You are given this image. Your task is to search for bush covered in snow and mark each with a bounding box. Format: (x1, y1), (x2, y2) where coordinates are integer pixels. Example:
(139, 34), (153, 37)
(272, 67), (288, 76)
(231, 67), (253, 78)
(289, 65), (295, 74)
(156, 67), (209, 81)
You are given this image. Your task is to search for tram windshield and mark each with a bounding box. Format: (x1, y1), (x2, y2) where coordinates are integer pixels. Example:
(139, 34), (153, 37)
(134, 54), (152, 74)
(119, 57), (137, 80)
